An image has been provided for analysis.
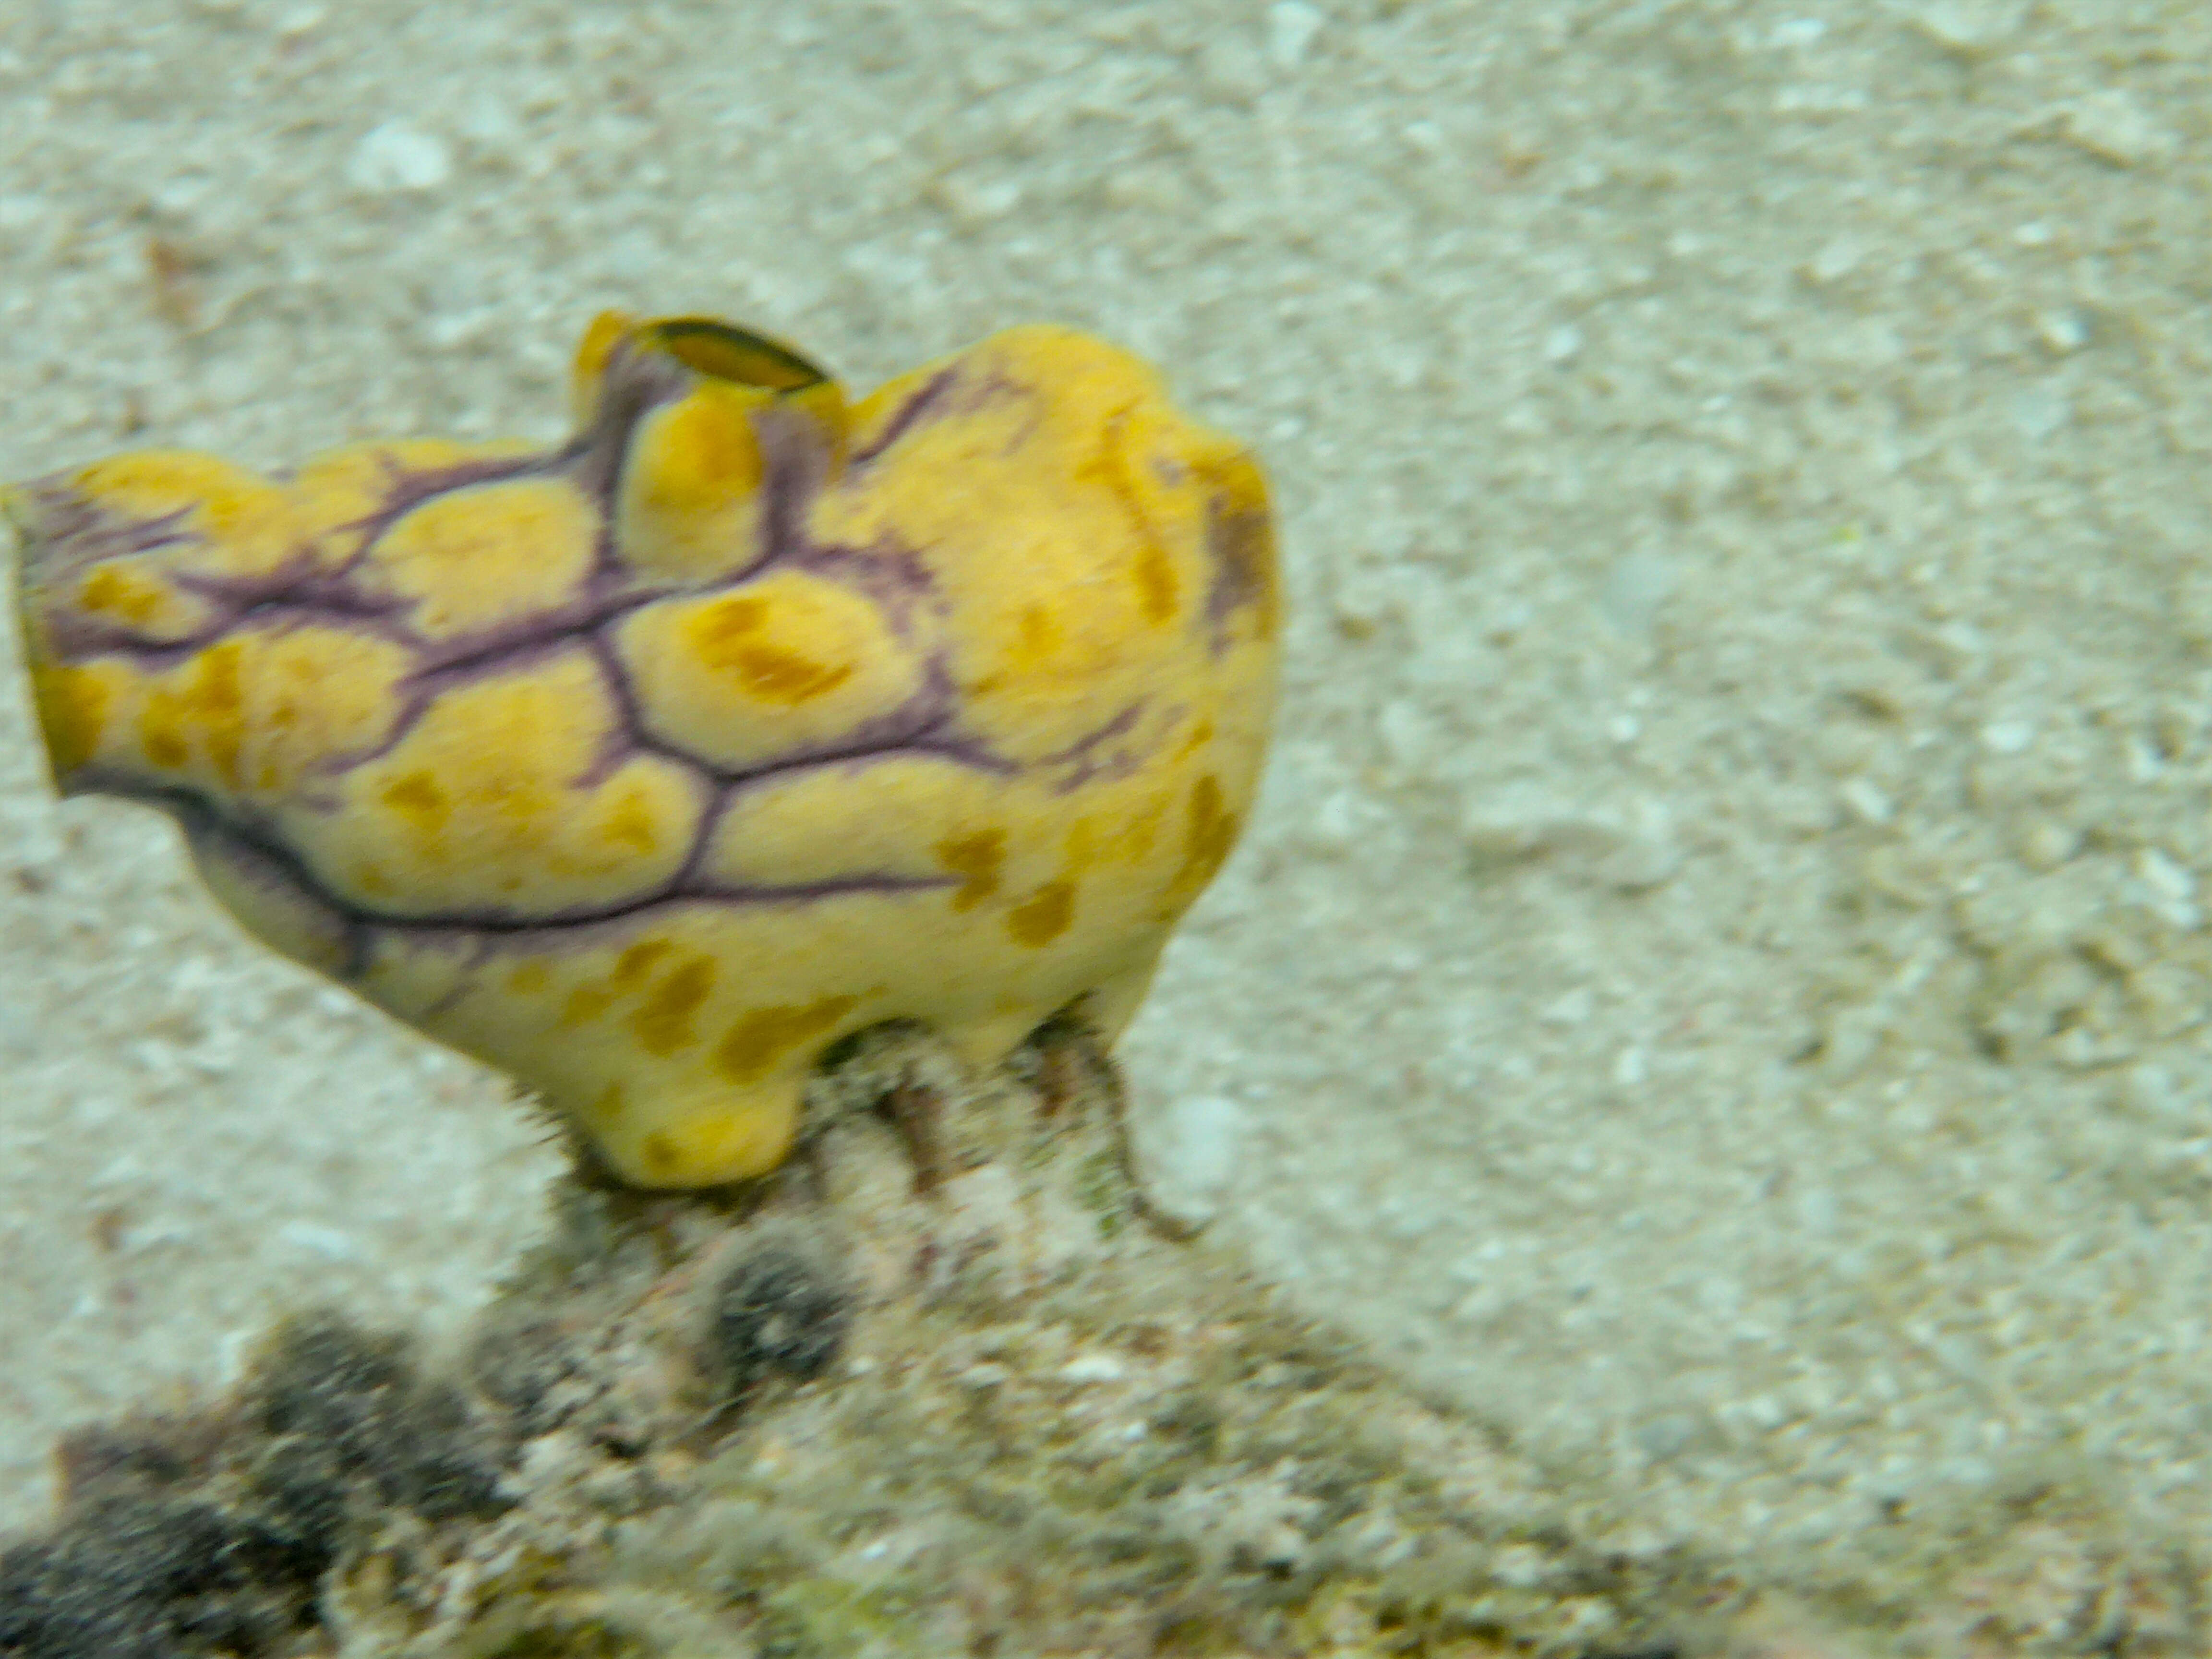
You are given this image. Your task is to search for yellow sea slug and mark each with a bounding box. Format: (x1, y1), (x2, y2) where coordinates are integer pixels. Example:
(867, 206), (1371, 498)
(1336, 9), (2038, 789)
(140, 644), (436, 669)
(5, 313), (1280, 1187)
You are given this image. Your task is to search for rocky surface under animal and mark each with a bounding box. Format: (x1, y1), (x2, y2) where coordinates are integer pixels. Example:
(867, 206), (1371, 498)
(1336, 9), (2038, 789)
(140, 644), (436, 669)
(6, 1031), (2195, 1658)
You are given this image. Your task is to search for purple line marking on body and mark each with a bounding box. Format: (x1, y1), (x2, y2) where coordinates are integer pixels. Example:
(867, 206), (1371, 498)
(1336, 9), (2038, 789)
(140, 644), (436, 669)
(847, 368), (956, 468)
(566, 338), (693, 530)
(1202, 492), (1275, 653)
(1035, 700), (1159, 795)
(100, 772), (963, 950)
(789, 537), (943, 636)
(21, 493), (201, 582)
(38, 601), (423, 673)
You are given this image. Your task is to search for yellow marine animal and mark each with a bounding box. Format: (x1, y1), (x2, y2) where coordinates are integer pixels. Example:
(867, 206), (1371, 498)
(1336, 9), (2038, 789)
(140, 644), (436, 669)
(6, 313), (1279, 1187)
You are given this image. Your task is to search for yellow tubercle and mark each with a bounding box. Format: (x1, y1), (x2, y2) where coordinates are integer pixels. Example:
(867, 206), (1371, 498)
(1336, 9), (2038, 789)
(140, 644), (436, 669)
(303, 650), (706, 917)
(364, 477), (599, 639)
(608, 1088), (803, 1188)
(70, 452), (300, 580)
(26, 660), (121, 782)
(570, 309), (634, 426)
(610, 318), (852, 581)
(616, 382), (772, 581)
(617, 570), (927, 771)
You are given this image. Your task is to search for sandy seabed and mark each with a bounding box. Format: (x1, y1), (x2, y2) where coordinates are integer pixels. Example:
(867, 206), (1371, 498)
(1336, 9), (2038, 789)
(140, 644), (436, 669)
(2, 0), (2210, 1607)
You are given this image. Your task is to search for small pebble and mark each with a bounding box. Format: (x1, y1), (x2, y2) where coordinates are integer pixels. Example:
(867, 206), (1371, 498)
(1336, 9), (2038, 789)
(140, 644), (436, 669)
(348, 122), (453, 193)
(276, 1221), (361, 1262)
(2015, 819), (2078, 872)
(1907, 0), (2007, 54)
(1377, 698), (1440, 769)
(2035, 308), (2088, 354)
(1136, 1093), (1245, 1234)
(1540, 987), (1594, 1027)
(1059, 1354), (1128, 1385)
(1804, 235), (1863, 285)
(1267, 1), (1324, 69)
(2008, 385), (2069, 440)
(936, 171), (1022, 228)
(1599, 551), (1680, 633)
(2134, 849), (2199, 930)
(1840, 777), (1894, 826)
(2060, 91), (2176, 170)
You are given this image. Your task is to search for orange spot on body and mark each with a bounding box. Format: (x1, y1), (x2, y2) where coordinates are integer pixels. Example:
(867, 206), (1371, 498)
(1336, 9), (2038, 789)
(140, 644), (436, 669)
(507, 961), (551, 995)
(142, 709), (187, 769)
(589, 1082), (627, 1124)
(1006, 878), (1076, 948)
(936, 828), (1006, 912)
(1113, 793), (1166, 864)
(610, 939), (674, 990)
(1015, 604), (1058, 662)
(599, 785), (661, 852)
(192, 483), (274, 546)
(78, 568), (163, 625)
(381, 771), (450, 832)
(1062, 819), (1102, 875)
(562, 985), (614, 1028)
(689, 595), (854, 703)
(975, 605), (1060, 697)
(1176, 774), (1238, 894)
(1133, 538), (1177, 625)
(1076, 411), (1178, 625)
(648, 388), (764, 503)
(632, 956), (716, 1056)
(30, 665), (110, 776)
(564, 938), (680, 1030)
(195, 646), (245, 785)
(716, 995), (858, 1082)
(141, 644), (246, 783)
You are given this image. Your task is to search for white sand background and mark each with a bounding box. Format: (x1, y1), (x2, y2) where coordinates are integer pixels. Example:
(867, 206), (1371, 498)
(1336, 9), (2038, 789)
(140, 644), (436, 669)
(5, 0), (2212, 1598)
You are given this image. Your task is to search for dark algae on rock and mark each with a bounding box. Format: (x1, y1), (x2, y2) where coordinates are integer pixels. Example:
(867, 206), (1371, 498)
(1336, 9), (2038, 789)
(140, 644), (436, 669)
(0, 1314), (513, 1659)
(702, 1231), (852, 1403)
